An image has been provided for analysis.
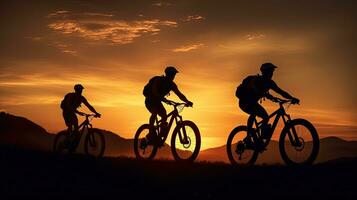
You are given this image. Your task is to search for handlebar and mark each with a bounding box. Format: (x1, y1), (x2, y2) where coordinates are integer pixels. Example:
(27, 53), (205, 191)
(82, 113), (100, 118)
(164, 99), (191, 107)
(270, 97), (298, 106)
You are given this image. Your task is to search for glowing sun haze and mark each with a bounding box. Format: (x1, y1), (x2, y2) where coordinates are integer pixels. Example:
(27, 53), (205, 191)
(0, 0), (356, 149)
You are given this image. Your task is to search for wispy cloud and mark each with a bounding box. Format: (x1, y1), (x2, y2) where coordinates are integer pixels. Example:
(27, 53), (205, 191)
(152, 2), (172, 7)
(24, 36), (42, 41)
(245, 33), (265, 40)
(47, 10), (70, 18)
(172, 43), (205, 52)
(48, 11), (177, 45)
(52, 42), (77, 56)
(183, 15), (205, 22)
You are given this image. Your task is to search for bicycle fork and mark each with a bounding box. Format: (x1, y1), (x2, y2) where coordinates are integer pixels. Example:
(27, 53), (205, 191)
(283, 115), (302, 147)
(176, 117), (189, 145)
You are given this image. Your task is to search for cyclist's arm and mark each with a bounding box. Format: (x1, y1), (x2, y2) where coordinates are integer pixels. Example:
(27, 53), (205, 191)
(270, 81), (295, 99)
(171, 83), (190, 103)
(82, 97), (100, 115)
(75, 110), (85, 116)
(265, 92), (277, 101)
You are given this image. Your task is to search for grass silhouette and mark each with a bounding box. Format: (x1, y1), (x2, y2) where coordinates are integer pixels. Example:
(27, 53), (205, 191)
(1, 145), (356, 198)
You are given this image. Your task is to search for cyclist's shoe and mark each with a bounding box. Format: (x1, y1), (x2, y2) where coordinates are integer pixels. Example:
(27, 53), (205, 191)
(235, 141), (245, 154)
(157, 137), (165, 147)
(243, 136), (254, 149)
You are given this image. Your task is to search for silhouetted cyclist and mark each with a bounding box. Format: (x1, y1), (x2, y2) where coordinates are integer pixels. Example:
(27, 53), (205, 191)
(60, 84), (101, 138)
(236, 63), (299, 147)
(143, 66), (193, 144)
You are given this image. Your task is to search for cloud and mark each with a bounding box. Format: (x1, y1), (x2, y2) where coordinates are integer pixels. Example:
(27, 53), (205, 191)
(48, 11), (178, 45)
(152, 2), (172, 7)
(171, 43), (205, 52)
(52, 42), (78, 56)
(245, 33), (265, 41)
(183, 15), (205, 22)
(47, 10), (70, 18)
(24, 36), (42, 41)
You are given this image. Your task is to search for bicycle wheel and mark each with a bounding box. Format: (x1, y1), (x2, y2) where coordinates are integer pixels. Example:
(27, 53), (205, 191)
(53, 130), (72, 154)
(171, 120), (201, 162)
(226, 126), (259, 166)
(279, 119), (319, 166)
(84, 128), (105, 157)
(133, 124), (158, 160)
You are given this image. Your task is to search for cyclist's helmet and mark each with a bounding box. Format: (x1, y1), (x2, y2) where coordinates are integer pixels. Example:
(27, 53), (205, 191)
(165, 66), (179, 75)
(260, 63), (277, 73)
(74, 84), (84, 91)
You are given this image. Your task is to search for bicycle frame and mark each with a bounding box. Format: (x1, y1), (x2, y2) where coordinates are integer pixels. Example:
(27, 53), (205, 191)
(252, 102), (301, 146)
(72, 115), (94, 146)
(154, 104), (188, 145)
(78, 115), (93, 131)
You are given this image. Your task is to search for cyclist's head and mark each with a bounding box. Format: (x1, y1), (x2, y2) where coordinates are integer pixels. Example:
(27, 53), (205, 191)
(260, 62), (277, 79)
(165, 66), (179, 80)
(74, 84), (84, 94)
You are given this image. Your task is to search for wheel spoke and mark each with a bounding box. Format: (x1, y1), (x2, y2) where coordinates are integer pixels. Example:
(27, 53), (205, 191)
(171, 121), (200, 162)
(84, 130), (105, 157)
(280, 119), (319, 165)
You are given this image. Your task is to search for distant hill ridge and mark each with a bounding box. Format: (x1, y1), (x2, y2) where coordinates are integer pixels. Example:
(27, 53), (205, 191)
(1, 112), (357, 163)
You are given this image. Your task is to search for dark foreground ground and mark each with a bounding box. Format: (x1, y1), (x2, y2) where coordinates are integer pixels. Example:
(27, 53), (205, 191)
(1, 146), (356, 199)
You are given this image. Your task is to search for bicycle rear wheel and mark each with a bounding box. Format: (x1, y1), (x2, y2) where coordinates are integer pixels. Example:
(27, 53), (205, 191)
(133, 124), (158, 160)
(53, 130), (72, 154)
(279, 119), (319, 166)
(226, 126), (259, 166)
(84, 128), (105, 157)
(171, 120), (201, 162)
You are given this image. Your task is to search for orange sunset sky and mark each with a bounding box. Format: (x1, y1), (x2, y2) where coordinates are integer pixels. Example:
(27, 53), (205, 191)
(0, 0), (356, 149)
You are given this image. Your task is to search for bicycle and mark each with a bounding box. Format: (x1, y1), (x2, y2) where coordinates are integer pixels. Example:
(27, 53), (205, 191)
(53, 113), (105, 157)
(227, 97), (319, 166)
(134, 100), (201, 162)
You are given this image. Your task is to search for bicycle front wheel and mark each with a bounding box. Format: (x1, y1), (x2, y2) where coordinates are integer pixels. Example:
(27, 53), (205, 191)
(133, 124), (158, 160)
(279, 119), (319, 166)
(171, 120), (201, 162)
(226, 126), (259, 166)
(84, 128), (105, 157)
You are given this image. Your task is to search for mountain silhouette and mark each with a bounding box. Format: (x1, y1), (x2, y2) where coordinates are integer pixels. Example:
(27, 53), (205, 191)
(0, 112), (54, 150)
(198, 137), (357, 164)
(1, 112), (356, 163)
(0, 112), (188, 159)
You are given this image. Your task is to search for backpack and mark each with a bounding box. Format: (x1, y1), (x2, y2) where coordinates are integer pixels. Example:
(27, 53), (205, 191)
(143, 76), (162, 97)
(60, 94), (68, 110)
(60, 93), (78, 110)
(235, 75), (257, 98)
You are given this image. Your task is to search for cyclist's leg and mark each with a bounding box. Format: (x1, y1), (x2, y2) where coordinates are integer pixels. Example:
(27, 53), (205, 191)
(71, 113), (79, 138)
(63, 111), (74, 136)
(62, 111), (76, 146)
(145, 98), (160, 143)
(156, 102), (168, 135)
(239, 101), (269, 147)
(239, 100), (257, 147)
(239, 100), (259, 130)
(145, 98), (158, 127)
(251, 104), (271, 138)
(253, 103), (269, 123)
